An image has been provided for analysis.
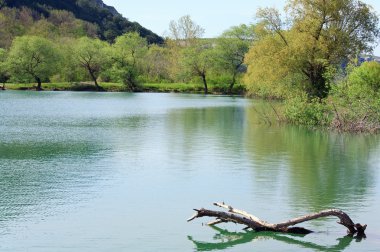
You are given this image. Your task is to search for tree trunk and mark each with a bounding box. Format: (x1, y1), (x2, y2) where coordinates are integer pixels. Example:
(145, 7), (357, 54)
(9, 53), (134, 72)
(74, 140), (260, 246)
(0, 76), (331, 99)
(188, 203), (367, 237)
(88, 68), (101, 91)
(201, 73), (208, 95)
(305, 64), (329, 98)
(35, 76), (42, 91)
(228, 72), (237, 95)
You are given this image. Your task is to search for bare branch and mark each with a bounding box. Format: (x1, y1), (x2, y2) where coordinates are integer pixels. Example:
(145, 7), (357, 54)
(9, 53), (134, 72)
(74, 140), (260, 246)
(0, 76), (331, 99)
(188, 203), (366, 236)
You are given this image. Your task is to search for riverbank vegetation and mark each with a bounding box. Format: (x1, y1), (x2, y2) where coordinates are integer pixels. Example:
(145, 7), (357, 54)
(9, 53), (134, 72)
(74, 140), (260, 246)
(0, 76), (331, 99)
(244, 0), (380, 132)
(0, 0), (379, 132)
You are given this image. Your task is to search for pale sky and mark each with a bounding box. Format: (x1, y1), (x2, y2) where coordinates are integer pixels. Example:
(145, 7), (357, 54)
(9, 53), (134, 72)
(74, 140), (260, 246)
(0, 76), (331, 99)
(103, 0), (380, 55)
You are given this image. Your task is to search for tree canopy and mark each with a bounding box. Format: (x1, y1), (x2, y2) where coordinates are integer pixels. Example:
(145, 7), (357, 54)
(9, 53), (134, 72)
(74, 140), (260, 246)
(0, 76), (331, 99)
(244, 0), (380, 98)
(112, 32), (148, 91)
(6, 35), (60, 90)
(214, 24), (256, 93)
(73, 37), (110, 90)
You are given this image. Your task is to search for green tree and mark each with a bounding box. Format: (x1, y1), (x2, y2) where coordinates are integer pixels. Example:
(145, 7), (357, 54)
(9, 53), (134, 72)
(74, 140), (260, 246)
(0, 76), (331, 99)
(112, 32), (148, 91)
(181, 41), (215, 94)
(166, 16), (207, 84)
(215, 24), (256, 94)
(57, 37), (87, 83)
(73, 37), (110, 90)
(6, 36), (60, 90)
(245, 0), (380, 98)
(142, 44), (171, 82)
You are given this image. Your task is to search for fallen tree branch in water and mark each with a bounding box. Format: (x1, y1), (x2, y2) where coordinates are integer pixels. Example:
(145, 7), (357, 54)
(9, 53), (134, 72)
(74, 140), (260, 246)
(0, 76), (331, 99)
(188, 203), (367, 236)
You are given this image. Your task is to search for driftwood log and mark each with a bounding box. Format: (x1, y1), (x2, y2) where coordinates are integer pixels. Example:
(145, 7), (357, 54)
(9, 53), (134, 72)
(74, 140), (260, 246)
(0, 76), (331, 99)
(188, 203), (367, 236)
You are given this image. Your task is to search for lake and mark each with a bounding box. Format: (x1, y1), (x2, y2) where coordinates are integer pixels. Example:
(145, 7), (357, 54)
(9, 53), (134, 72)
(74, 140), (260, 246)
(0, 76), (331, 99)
(0, 91), (379, 252)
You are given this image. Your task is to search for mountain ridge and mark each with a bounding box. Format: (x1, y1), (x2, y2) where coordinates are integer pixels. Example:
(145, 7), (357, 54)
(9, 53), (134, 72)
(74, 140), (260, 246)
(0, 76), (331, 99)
(1, 0), (163, 44)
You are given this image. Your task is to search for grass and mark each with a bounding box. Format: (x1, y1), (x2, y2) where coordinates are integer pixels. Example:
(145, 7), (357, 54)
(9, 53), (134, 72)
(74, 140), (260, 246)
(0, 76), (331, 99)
(3, 82), (246, 95)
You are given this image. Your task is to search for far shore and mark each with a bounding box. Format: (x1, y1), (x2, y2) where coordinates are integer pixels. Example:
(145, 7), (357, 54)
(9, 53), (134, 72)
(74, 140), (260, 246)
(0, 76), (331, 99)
(1, 82), (246, 96)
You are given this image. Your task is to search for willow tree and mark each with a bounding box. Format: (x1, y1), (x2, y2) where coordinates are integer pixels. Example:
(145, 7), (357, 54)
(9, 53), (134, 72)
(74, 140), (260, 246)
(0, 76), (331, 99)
(215, 24), (256, 94)
(244, 0), (380, 98)
(112, 32), (148, 91)
(6, 36), (60, 90)
(181, 41), (215, 95)
(166, 15), (205, 82)
(74, 37), (110, 90)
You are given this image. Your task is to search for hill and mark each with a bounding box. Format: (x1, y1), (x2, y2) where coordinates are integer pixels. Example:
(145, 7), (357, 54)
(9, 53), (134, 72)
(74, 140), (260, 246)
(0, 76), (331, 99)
(1, 0), (163, 44)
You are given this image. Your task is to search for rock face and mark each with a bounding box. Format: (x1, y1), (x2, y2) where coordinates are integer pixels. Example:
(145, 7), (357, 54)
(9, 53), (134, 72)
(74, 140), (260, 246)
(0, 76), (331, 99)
(2, 0), (163, 44)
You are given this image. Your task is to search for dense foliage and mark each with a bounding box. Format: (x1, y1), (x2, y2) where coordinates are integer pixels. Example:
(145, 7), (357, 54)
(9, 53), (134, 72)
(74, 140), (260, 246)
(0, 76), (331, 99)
(244, 0), (379, 99)
(241, 0), (380, 132)
(7, 36), (61, 90)
(330, 62), (380, 132)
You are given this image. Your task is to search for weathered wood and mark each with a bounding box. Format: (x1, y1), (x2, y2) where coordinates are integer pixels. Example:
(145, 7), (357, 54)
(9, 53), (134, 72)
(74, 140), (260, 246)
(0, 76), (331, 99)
(188, 203), (366, 236)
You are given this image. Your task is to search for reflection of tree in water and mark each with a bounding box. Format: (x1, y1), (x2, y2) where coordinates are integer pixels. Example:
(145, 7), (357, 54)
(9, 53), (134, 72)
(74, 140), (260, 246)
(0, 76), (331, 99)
(244, 105), (380, 210)
(165, 106), (246, 164)
(188, 226), (360, 252)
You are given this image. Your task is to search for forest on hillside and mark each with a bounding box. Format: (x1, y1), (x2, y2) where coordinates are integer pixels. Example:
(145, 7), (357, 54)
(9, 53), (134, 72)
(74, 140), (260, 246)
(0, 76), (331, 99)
(0, 0), (163, 44)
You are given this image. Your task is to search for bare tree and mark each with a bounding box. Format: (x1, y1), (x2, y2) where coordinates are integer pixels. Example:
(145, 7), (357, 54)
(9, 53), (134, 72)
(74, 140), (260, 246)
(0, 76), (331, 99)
(168, 15), (205, 45)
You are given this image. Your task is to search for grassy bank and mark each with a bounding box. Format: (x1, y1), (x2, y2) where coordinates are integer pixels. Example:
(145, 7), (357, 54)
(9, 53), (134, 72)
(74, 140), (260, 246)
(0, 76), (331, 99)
(3, 82), (246, 95)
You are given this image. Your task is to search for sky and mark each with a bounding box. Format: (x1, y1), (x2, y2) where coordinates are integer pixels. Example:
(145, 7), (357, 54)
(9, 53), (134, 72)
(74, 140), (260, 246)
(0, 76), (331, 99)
(103, 0), (380, 55)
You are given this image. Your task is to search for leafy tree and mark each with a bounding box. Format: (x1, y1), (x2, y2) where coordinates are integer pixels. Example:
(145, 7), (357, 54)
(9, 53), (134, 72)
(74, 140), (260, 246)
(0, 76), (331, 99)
(181, 41), (215, 94)
(166, 15), (206, 83)
(142, 44), (171, 82)
(73, 37), (110, 90)
(215, 24), (255, 94)
(112, 32), (148, 91)
(244, 0), (380, 98)
(6, 36), (60, 90)
(56, 37), (86, 83)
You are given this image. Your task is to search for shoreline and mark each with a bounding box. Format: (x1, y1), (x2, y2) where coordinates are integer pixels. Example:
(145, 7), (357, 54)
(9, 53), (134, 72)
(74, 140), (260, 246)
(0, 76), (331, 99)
(1, 82), (246, 96)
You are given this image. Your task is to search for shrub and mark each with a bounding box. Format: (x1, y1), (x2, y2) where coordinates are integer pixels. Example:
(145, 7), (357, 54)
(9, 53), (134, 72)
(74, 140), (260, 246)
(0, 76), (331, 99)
(284, 93), (331, 126)
(330, 62), (380, 132)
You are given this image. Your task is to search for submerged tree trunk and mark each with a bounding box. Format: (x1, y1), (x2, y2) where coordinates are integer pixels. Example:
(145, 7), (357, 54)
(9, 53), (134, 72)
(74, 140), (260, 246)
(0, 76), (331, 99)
(188, 203), (367, 237)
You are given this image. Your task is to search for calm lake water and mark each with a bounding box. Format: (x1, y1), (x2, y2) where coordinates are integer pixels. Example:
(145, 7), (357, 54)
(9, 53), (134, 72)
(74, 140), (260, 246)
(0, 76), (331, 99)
(0, 91), (379, 252)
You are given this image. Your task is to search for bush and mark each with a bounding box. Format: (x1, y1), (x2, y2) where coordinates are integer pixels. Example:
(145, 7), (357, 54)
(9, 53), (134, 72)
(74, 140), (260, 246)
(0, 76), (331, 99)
(330, 62), (380, 132)
(284, 93), (331, 126)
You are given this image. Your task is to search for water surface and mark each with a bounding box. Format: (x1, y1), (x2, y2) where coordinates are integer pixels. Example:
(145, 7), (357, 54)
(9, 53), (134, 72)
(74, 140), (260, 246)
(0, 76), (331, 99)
(0, 91), (379, 251)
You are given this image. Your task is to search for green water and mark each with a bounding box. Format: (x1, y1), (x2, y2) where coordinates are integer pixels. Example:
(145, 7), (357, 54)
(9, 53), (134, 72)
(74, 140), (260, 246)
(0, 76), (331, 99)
(0, 91), (379, 252)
